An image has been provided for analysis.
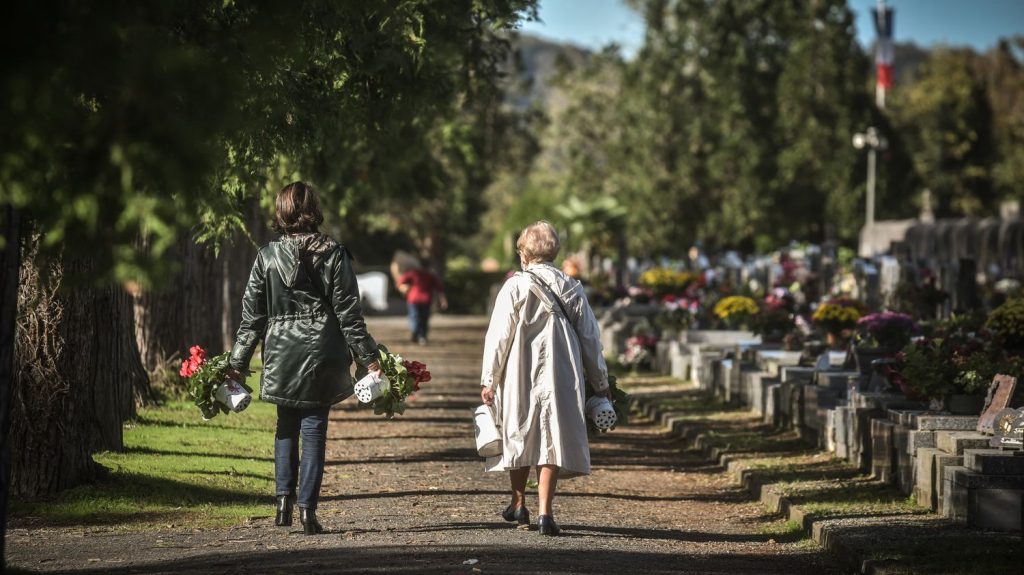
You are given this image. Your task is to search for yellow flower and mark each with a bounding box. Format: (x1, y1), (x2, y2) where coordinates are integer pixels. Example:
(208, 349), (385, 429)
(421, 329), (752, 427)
(714, 296), (759, 319)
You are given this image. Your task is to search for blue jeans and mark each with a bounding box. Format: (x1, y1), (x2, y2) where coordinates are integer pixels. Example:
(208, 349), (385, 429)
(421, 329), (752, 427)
(275, 405), (330, 509)
(408, 303), (431, 340)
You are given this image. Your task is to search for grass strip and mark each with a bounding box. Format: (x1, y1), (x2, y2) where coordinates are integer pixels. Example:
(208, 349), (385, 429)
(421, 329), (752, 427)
(11, 371), (276, 530)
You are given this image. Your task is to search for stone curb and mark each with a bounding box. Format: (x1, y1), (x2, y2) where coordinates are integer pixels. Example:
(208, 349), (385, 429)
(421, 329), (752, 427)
(630, 394), (893, 575)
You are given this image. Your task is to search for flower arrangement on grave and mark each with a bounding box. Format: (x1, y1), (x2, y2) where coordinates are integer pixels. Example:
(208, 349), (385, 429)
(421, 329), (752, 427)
(986, 296), (1024, 351)
(625, 285), (654, 304)
(655, 295), (695, 334)
(713, 295), (759, 329)
(893, 317), (1024, 404)
(893, 275), (947, 321)
(364, 346), (430, 418)
(638, 268), (697, 297)
(750, 306), (794, 342)
(855, 311), (918, 350)
(811, 297), (863, 335)
(181, 345), (253, 420)
(618, 334), (658, 371)
(585, 375), (630, 437)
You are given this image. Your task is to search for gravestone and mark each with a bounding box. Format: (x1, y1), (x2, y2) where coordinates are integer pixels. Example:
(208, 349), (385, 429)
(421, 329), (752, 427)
(978, 374), (1018, 434)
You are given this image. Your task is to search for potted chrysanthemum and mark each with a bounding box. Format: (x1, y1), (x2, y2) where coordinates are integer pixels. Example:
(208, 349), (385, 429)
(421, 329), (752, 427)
(853, 311), (918, 376)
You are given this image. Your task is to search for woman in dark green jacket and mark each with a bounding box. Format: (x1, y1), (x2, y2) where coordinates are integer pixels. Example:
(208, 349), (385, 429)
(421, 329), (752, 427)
(228, 181), (380, 535)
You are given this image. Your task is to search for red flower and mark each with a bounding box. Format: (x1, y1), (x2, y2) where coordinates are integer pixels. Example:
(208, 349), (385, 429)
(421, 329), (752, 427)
(402, 360), (432, 391)
(180, 344), (207, 378)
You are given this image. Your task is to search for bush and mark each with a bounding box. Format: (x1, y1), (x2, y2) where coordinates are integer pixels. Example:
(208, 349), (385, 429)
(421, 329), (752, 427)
(444, 269), (509, 314)
(987, 296), (1024, 351)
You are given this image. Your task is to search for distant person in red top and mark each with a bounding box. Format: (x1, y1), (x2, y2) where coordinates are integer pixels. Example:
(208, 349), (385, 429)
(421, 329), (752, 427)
(398, 261), (448, 345)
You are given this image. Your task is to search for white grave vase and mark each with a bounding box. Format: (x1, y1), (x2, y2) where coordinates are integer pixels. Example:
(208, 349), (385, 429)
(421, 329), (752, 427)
(473, 405), (502, 457)
(354, 372), (389, 404)
(586, 396), (617, 430)
(215, 379), (252, 413)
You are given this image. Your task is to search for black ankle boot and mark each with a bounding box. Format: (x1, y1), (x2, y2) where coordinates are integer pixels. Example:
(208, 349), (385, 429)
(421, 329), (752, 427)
(501, 504), (530, 527)
(537, 515), (560, 536)
(300, 507), (323, 535)
(275, 495), (294, 527)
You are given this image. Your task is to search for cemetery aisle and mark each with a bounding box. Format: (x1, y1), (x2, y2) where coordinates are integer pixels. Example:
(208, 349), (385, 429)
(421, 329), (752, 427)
(6, 317), (839, 574)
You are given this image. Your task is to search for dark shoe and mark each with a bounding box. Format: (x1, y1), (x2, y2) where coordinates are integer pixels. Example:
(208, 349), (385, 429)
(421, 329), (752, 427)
(501, 504), (530, 526)
(537, 515), (560, 536)
(275, 495), (294, 527)
(300, 507), (323, 535)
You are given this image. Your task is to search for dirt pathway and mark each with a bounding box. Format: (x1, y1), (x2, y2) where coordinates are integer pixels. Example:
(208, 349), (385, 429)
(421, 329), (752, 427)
(7, 316), (839, 574)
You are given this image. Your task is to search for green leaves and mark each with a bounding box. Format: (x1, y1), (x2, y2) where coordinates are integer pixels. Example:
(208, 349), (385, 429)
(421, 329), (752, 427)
(2, 1), (538, 284)
(184, 352), (251, 421)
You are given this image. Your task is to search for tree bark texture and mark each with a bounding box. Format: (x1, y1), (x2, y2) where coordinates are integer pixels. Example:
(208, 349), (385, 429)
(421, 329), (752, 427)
(0, 206), (23, 569)
(132, 237), (226, 378)
(9, 236), (145, 497)
(133, 204), (265, 381)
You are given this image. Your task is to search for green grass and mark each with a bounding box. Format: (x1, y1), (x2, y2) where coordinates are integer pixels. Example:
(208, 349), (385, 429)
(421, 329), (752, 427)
(10, 371), (277, 530)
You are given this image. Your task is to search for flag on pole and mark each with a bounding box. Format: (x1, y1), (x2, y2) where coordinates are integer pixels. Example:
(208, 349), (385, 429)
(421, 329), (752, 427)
(873, 5), (895, 89)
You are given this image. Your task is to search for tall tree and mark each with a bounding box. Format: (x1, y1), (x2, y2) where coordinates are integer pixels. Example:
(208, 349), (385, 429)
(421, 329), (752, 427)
(892, 48), (996, 216)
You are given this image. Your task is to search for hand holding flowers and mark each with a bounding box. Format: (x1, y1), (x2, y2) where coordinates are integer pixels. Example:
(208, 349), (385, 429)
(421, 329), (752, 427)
(180, 345), (253, 420)
(357, 345), (430, 418)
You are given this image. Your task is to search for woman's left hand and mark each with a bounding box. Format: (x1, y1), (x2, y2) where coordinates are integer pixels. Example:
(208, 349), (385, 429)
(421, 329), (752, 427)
(481, 387), (495, 406)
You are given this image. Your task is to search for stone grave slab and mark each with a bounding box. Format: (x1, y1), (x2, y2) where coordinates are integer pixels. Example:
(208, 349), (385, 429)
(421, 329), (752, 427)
(916, 415), (980, 431)
(965, 449), (1024, 476)
(936, 431), (991, 455)
(914, 448), (943, 510)
(907, 429), (936, 453)
(764, 383), (782, 427)
(871, 418), (897, 484)
(942, 465), (1024, 531)
(682, 330), (757, 345)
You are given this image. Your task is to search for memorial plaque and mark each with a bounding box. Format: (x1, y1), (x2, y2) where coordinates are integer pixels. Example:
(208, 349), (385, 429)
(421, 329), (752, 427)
(977, 374), (1018, 434)
(990, 408), (1024, 449)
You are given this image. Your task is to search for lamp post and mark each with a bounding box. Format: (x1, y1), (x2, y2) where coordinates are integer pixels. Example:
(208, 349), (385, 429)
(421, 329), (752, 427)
(853, 127), (888, 229)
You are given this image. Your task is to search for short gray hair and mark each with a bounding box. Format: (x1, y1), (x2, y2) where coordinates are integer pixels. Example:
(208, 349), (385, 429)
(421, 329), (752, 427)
(517, 221), (560, 264)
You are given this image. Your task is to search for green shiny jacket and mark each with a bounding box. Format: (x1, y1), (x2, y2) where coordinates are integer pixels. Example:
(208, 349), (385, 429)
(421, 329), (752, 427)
(229, 234), (379, 409)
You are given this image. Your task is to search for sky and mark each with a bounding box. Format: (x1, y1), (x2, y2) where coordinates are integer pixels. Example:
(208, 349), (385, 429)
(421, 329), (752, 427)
(520, 0), (1024, 56)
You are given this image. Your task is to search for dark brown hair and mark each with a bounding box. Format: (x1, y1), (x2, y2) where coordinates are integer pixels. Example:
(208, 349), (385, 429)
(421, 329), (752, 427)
(273, 181), (324, 235)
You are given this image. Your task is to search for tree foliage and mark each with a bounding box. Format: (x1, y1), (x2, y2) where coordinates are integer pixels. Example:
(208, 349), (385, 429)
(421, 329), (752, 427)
(1, 0), (537, 283)
(522, 0), (874, 256)
(892, 49), (996, 216)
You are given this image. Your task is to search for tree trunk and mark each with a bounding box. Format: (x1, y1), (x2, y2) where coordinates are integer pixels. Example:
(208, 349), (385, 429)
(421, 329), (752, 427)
(133, 236), (226, 378)
(9, 236), (145, 497)
(0, 206), (23, 570)
(134, 202), (264, 379)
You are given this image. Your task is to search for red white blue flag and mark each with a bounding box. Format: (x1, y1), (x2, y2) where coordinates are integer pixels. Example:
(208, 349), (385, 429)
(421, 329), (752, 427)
(873, 6), (895, 89)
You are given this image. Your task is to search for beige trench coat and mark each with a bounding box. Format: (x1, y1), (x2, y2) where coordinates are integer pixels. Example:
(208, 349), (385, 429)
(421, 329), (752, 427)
(480, 263), (609, 479)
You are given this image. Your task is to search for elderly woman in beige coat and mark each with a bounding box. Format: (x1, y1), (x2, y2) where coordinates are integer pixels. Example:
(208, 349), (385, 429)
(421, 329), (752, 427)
(480, 221), (610, 536)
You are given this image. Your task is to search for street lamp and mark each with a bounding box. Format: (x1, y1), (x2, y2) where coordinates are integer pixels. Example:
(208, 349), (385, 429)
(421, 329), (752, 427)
(853, 127), (888, 229)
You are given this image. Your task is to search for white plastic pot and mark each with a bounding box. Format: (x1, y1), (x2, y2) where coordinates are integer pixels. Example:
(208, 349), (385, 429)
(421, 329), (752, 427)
(215, 379), (252, 413)
(473, 404), (502, 457)
(586, 396), (617, 430)
(354, 371), (389, 404)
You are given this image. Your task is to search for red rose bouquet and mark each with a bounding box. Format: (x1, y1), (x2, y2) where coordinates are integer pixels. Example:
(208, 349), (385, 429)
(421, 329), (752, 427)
(180, 345), (253, 420)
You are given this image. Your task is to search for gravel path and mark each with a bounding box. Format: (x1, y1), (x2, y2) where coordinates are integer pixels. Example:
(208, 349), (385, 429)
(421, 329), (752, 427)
(7, 316), (839, 574)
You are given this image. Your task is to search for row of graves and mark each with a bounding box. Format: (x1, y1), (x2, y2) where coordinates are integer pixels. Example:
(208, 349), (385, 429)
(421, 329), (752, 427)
(597, 218), (1024, 533)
